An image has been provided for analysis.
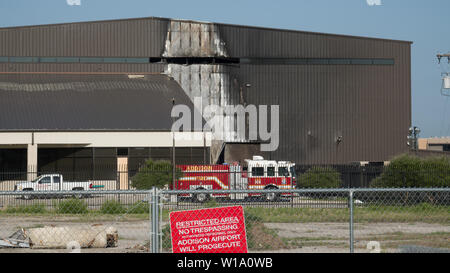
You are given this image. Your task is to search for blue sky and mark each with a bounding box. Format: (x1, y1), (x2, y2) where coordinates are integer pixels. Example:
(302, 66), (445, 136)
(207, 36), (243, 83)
(0, 0), (449, 138)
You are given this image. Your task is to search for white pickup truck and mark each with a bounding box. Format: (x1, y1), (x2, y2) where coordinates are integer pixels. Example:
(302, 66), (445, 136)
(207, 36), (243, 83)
(14, 174), (93, 200)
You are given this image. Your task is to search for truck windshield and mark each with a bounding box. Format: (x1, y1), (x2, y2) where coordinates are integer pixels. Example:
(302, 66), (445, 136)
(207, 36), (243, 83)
(31, 176), (42, 183)
(279, 167), (289, 177)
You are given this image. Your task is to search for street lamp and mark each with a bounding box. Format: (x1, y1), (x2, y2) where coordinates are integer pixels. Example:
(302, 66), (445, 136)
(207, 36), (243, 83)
(172, 98), (176, 190)
(407, 126), (421, 151)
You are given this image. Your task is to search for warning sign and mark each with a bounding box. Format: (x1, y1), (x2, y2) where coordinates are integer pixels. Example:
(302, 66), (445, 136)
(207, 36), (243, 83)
(169, 206), (248, 253)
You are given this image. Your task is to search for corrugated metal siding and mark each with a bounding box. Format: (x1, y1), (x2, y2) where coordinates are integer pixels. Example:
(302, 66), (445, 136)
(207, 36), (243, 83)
(217, 24), (409, 58)
(233, 58), (410, 164)
(0, 17), (169, 57)
(0, 73), (194, 131)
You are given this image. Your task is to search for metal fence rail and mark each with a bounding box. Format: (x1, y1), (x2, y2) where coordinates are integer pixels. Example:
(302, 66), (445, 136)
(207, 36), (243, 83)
(0, 188), (449, 253)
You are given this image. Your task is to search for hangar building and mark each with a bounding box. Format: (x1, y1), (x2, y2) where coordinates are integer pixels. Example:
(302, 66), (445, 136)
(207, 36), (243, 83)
(0, 17), (412, 180)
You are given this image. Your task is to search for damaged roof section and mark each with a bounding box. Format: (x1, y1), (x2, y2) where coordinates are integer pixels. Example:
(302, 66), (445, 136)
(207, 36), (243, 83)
(0, 73), (203, 131)
(163, 20), (228, 58)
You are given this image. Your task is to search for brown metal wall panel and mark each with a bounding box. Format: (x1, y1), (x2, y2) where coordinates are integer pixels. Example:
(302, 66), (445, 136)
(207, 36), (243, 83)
(234, 60), (410, 164)
(217, 24), (409, 58)
(0, 18), (169, 57)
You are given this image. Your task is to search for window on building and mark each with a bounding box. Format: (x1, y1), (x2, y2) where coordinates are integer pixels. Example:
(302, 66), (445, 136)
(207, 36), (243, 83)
(329, 59), (351, 65)
(39, 57), (57, 63)
(80, 57), (104, 63)
(373, 59), (395, 65)
(351, 59), (373, 65)
(57, 57), (80, 63)
(150, 147), (171, 161)
(9, 57), (33, 63)
(443, 144), (450, 152)
(103, 57), (127, 63)
(117, 148), (129, 157)
(126, 58), (149, 63)
(308, 59), (329, 65)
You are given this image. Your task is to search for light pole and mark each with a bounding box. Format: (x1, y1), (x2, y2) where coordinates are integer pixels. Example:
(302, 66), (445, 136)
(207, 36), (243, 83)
(172, 98), (176, 190)
(407, 126), (421, 151)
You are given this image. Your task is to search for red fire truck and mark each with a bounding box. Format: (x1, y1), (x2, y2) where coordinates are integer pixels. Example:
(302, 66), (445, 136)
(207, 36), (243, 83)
(170, 156), (296, 202)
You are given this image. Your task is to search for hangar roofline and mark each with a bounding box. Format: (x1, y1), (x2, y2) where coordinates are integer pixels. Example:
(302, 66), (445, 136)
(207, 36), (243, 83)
(0, 16), (413, 45)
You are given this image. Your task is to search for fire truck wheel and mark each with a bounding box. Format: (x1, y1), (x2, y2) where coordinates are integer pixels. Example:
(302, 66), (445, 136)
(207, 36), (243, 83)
(264, 186), (280, 202)
(193, 189), (210, 203)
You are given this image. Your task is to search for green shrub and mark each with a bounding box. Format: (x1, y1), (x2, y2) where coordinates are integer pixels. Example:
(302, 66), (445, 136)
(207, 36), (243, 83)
(56, 198), (88, 214)
(5, 204), (47, 214)
(371, 154), (450, 188)
(130, 160), (182, 189)
(296, 167), (342, 188)
(100, 200), (125, 214)
(244, 208), (263, 224)
(128, 201), (150, 214)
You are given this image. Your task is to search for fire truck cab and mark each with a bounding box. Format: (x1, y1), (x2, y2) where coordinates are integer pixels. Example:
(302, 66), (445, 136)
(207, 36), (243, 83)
(243, 156), (296, 201)
(174, 156), (296, 202)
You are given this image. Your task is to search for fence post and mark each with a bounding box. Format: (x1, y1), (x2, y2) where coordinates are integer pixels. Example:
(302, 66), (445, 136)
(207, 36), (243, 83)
(349, 189), (354, 253)
(151, 187), (160, 253)
(147, 188), (154, 253)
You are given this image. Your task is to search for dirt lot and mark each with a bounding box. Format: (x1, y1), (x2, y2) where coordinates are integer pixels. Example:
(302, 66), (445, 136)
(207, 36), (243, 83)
(1, 215), (448, 253)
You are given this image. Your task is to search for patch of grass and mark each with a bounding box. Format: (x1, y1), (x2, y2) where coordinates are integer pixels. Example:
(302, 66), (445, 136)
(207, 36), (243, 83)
(181, 205), (449, 224)
(204, 199), (219, 208)
(241, 207), (350, 223)
(281, 235), (349, 249)
(100, 200), (125, 214)
(55, 198), (88, 214)
(127, 201), (149, 214)
(5, 204), (47, 214)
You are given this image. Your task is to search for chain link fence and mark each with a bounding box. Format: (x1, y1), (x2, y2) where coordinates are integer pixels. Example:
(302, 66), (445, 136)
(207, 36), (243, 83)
(0, 188), (449, 253)
(352, 189), (450, 253)
(159, 188), (449, 253)
(0, 190), (152, 253)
